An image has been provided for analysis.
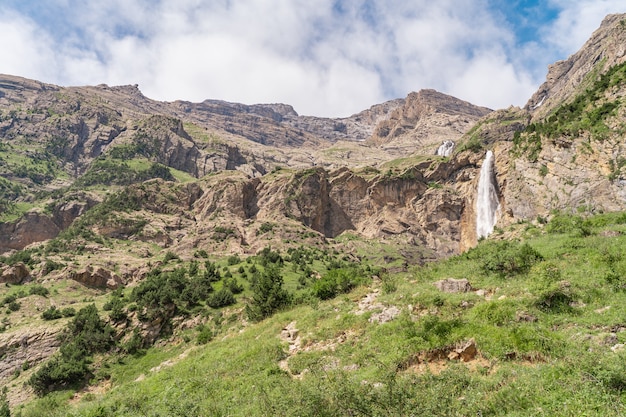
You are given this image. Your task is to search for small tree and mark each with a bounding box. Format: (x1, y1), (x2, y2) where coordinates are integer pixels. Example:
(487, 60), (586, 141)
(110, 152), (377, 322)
(0, 387), (9, 417)
(246, 266), (291, 321)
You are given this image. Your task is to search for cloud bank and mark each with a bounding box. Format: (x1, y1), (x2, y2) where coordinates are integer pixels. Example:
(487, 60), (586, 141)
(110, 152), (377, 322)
(0, 0), (624, 116)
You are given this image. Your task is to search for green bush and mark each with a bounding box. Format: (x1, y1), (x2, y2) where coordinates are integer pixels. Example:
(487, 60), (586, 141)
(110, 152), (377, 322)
(29, 304), (114, 395)
(42, 307), (63, 321)
(312, 268), (364, 300)
(546, 213), (592, 236)
(29, 284), (49, 297)
(227, 254), (241, 265)
(246, 266), (291, 321)
(196, 325), (213, 345)
(466, 240), (543, 277)
(206, 288), (235, 309)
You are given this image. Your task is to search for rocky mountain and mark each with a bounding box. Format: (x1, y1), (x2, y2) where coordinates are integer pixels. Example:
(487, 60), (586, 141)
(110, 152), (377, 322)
(2, 12), (626, 410)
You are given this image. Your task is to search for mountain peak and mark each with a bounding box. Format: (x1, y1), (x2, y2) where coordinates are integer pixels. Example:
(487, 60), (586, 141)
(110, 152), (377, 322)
(526, 13), (626, 118)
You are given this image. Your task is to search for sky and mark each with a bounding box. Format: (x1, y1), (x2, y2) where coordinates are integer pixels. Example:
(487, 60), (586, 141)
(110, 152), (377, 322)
(0, 1), (623, 117)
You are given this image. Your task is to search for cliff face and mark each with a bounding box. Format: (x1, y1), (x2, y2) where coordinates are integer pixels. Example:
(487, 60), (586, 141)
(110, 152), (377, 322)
(526, 14), (626, 119)
(370, 89), (492, 153)
(2, 14), (626, 259)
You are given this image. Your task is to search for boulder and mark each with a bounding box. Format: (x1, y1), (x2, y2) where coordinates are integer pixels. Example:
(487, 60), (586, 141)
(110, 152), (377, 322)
(70, 265), (123, 289)
(447, 339), (477, 362)
(0, 262), (30, 284)
(434, 278), (472, 293)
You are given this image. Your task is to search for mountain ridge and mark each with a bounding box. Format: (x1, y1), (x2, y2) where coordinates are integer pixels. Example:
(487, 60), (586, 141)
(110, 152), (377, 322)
(2, 12), (626, 412)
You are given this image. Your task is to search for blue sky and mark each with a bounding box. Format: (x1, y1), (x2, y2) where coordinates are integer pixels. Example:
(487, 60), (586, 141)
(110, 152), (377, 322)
(0, 0), (623, 116)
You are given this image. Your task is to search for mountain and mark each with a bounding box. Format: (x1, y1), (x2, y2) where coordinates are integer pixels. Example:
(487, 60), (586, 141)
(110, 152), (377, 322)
(1, 12), (626, 414)
(0, 72), (491, 256)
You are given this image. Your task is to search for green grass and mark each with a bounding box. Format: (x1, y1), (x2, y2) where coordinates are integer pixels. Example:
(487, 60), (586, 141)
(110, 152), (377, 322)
(13, 211), (626, 416)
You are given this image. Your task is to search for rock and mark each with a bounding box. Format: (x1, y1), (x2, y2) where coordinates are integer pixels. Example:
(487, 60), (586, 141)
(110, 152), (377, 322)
(0, 325), (63, 383)
(596, 306), (611, 314)
(70, 265), (123, 289)
(516, 312), (538, 323)
(603, 333), (619, 346)
(450, 339), (477, 362)
(369, 306), (401, 324)
(280, 321), (299, 343)
(0, 262), (30, 284)
(434, 278), (472, 293)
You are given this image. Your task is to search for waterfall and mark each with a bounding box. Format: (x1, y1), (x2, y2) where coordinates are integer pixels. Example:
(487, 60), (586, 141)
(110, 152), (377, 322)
(476, 150), (500, 238)
(435, 140), (455, 157)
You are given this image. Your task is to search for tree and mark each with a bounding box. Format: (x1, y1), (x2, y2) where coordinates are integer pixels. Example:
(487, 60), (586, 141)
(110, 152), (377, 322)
(246, 266), (291, 321)
(0, 387), (9, 417)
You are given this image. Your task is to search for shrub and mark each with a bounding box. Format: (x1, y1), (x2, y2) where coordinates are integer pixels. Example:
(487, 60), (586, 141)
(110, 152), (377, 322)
(206, 288), (236, 309)
(29, 304), (114, 395)
(29, 284), (50, 297)
(196, 325), (213, 345)
(311, 267), (367, 300)
(546, 213), (591, 236)
(246, 266), (291, 321)
(0, 388), (9, 417)
(227, 254), (241, 265)
(42, 306), (63, 321)
(163, 251), (180, 263)
(256, 246), (283, 267)
(466, 240), (543, 277)
(225, 277), (244, 294)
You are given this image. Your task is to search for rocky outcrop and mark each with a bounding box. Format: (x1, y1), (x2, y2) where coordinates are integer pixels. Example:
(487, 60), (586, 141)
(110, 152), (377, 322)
(434, 278), (472, 293)
(0, 212), (61, 254)
(0, 262), (30, 284)
(370, 90), (492, 153)
(0, 325), (63, 382)
(70, 265), (123, 289)
(0, 195), (98, 254)
(526, 13), (626, 119)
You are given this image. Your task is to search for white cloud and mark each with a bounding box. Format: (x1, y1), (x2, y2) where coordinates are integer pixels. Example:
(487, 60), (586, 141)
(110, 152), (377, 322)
(0, 1), (623, 117)
(546, 0), (625, 54)
(0, 10), (57, 81)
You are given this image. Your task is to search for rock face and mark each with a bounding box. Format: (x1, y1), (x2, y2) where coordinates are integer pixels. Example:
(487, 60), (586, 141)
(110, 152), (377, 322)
(70, 266), (123, 289)
(0, 263), (30, 284)
(0, 196), (97, 254)
(0, 325), (63, 383)
(526, 14), (626, 119)
(370, 89), (492, 153)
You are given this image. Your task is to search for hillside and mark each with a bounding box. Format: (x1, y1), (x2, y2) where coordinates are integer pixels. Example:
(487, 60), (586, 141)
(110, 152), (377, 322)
(0, 12), (626, 416)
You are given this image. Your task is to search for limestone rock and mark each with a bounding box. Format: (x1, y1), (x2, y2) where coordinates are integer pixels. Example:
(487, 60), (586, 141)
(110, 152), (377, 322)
(434, 278), (472, 293)
(526, 14), (626, 119)
(447, 339), (477, 362)
(0, 325), (63, 383)
(0, 262), (30, 284)
(70, 265), (123, 289)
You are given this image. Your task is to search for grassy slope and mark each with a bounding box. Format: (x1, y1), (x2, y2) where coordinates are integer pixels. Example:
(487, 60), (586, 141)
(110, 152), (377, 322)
(13, 212), (626, 416)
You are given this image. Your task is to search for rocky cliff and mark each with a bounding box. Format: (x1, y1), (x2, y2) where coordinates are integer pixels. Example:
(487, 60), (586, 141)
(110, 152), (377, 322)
(2, 13), (626, 259)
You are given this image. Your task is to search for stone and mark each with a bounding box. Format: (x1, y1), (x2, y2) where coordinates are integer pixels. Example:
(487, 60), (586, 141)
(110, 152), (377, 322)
(369, 306), (401, 324)
(70, 265), (123, 289)
(449, 339), (478, 362)
(434, 278), (472, 293)
(0, 262), (30, 284)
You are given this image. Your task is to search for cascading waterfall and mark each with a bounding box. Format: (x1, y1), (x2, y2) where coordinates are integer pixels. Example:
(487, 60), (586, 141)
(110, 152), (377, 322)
(435, 140), (455, 157)
(476, 150), (500, 238)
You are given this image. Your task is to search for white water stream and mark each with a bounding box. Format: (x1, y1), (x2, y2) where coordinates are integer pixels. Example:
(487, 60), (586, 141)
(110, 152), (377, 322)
(435, 140), (455, 157)
(476, 150), (500, 238)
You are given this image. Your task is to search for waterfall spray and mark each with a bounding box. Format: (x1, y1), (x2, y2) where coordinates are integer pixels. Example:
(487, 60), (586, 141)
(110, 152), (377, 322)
(476, 150), (500, 238)
(436, 140), (455, 157)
